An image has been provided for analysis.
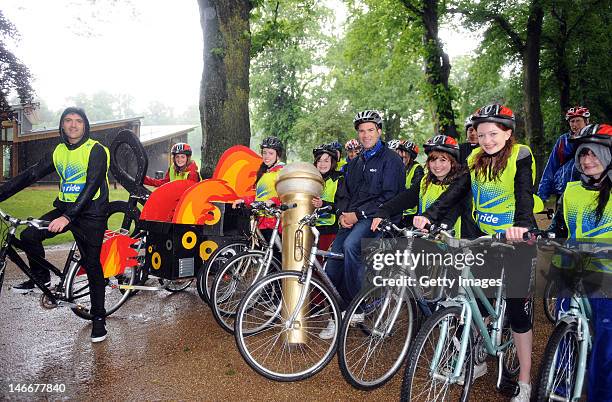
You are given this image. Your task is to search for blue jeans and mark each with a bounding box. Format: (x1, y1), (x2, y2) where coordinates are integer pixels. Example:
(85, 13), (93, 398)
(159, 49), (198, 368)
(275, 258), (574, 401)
(588, 297), (612, 402)
(325, 218), (378, 310)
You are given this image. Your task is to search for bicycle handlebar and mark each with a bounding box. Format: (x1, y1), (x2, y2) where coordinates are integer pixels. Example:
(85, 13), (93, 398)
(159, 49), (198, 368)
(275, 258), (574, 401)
(0, 209), (49, 230)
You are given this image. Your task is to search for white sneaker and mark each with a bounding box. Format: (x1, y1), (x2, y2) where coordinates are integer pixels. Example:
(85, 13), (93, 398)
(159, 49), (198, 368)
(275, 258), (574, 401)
(510, 381), (531, 402)
(318, 319), (336, 340)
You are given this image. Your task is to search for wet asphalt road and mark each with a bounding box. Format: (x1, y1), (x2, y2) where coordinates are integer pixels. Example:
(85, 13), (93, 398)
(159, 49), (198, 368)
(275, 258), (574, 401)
(0, 247), (553, 401)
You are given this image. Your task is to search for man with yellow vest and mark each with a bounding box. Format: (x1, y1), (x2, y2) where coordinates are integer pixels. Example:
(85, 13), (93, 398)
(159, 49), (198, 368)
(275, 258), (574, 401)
(0, 107), (110, 343)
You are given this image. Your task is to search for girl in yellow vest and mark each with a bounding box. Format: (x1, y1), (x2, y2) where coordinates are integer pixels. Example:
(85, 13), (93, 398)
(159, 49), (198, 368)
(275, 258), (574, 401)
(144, 142), (200, 187)
(232, 136), (284, 233)
(373, 135), (472, 236)
(311, 144), (343, 253)
(549, 123), (612, 401)
(414, 104), (538, 402)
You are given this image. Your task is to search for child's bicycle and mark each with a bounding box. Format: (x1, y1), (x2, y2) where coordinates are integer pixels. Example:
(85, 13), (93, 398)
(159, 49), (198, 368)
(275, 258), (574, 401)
(0, 208), (139, 319)
(534, 239), (611, 402)
(400, 227), (524, 401)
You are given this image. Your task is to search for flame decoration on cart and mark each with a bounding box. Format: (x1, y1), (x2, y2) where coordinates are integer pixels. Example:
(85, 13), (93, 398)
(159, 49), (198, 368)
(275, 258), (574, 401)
(100, 232), (140, 278)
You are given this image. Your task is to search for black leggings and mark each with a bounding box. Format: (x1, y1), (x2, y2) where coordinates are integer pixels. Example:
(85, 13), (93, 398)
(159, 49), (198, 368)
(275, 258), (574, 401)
(20, 209), (107, 318)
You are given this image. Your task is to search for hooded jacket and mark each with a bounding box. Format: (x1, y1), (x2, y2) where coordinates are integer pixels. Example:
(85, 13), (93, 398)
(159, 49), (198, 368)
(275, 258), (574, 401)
(0, 107), (109, 221)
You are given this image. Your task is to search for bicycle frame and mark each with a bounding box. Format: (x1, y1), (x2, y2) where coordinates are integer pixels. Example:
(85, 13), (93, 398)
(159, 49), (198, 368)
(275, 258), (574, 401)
(1, 227), (81, 308)
(431, 256), (510, 384)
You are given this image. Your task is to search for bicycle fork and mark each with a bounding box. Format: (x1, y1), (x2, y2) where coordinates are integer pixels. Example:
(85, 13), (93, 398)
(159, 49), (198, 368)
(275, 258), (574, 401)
(431, 301), (472, 383)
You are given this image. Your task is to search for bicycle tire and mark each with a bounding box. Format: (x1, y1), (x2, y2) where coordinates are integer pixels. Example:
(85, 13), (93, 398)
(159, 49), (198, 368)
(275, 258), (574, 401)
(534, 320), (582, 402)
(160, 278), (194, 292)
(400, 306), (473, 402)
(211, 250), (281, 333)
(196, 241), (249, 305)
(543, 279), (559, 324)
(234, 270), (340, 382)
(338, 284), (417, 390)
(65, 256), (137, 320)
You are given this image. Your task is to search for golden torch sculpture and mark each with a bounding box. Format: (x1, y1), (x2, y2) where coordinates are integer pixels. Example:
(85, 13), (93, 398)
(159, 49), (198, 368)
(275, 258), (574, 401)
(275, 162), (324, 344)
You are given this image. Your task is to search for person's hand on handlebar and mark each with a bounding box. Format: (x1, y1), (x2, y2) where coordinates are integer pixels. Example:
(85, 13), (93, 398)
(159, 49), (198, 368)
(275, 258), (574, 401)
(371, 217), (383, 232)
(505, 226), (529, 242)
(413, 215), (431, 231)
(264, 199), (276, 207)
(311, 196), (323, 208)
(48, 216), (69, 233)
(232, 199), (245, 209)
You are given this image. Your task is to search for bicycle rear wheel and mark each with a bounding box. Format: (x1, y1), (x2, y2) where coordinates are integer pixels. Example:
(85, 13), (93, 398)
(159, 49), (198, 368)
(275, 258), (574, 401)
(534, 320), (581, 402)
(234, 271), (340, 382)
(338, 284), (417, 390)
(65, 257), (137, 320)
(400, 306), (473, 402)
(211, 250), (281, 333)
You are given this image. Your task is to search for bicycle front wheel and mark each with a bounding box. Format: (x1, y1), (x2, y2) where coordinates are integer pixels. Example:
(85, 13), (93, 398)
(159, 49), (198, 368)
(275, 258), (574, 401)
(534, 320), (582, 402)
(211, 251), (281, 333)
(400, 306), (473, 402)
(234, 271), (340, 382)
(196, 241), (249, 305)
(65, 257), (137, 320)
(338, 284), (417, 390)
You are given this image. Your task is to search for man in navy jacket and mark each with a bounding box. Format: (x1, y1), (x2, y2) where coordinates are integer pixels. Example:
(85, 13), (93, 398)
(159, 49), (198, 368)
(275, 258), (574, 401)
(319, 110), (405, 339)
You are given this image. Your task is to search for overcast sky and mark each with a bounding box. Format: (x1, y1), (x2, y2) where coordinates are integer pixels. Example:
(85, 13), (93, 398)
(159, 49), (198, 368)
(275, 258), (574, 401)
(4, 0), (478, 114)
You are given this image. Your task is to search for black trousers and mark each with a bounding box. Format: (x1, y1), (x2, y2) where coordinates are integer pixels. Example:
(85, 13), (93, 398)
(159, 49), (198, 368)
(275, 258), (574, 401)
(20, 209), (107, 318)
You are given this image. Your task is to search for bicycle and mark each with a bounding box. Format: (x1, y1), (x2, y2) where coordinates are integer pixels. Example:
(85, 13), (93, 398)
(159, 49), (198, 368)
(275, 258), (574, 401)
(196, 202), (270, 306)
(0, 208), (139, 320)
(337, 220), (450, 390)
(233, 205), (350, 381)
(400, 228), (523, 401)
(534, 240), (611, 402)
(209, 201), (285, 333)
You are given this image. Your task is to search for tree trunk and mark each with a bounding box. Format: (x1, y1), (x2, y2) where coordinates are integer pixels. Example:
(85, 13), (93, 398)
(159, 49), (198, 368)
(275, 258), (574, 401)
(421, 0), (458, 138)
(198, 0), (252, 178)
(384, 110), (401, 141)
(522, 0), (545, 177)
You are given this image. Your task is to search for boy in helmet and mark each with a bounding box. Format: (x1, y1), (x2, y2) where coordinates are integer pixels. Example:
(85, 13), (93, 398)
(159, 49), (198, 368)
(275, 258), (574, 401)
(144, 142), (200, 187)
(538, 106), (590, 202)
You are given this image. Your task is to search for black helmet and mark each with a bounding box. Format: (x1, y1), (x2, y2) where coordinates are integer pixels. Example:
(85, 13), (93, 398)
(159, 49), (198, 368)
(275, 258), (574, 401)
(471, 103), (516, 131)
(313, 144), (338, 161)
(423, 135), (460, 160)
(353, 110), (383, 130)
(464, 115), (473, 129)
(260, 136), (283, 155)
(569, 123), (612, 147)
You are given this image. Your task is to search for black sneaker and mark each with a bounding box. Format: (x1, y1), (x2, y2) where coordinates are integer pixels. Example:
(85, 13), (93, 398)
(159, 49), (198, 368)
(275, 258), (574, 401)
(91, 317), (107, 343)
(11, 279), (51, 294)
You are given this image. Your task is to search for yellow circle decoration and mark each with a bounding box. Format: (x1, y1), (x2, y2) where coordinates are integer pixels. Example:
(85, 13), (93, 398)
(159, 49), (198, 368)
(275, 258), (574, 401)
(204, 206), (221, 226)
(182, 231), (197, 249)
(148, 246), (153, 253)
(151, 252), (161, 270)
(200, 240), (219, 261)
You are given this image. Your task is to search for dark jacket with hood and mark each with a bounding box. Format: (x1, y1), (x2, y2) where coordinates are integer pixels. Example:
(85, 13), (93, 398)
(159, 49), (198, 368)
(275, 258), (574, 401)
(0, 107), (109, 222)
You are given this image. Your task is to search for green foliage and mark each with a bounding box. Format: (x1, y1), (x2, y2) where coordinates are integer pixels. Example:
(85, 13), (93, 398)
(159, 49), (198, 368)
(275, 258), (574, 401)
(0, 10), (34, 115)
(249, 0), (332, 157)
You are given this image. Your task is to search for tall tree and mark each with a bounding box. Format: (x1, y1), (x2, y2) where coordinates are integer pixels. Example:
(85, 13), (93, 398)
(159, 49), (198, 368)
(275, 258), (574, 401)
(197, 0), (252, 178)
(399, 0), (458, 137)
(0, 10), (34, 116)
(458, 0), (547, 173)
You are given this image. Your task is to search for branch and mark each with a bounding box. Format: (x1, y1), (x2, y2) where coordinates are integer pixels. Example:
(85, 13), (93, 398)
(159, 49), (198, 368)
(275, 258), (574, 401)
(399, 0), (423, 16)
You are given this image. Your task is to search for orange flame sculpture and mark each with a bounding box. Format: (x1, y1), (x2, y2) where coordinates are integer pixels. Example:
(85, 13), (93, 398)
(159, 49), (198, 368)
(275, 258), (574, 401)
(100, 231), (139, 278)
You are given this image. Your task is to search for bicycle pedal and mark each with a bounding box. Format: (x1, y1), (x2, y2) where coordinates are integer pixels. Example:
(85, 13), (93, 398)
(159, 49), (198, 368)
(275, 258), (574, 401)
(496, 376), (519, 397)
